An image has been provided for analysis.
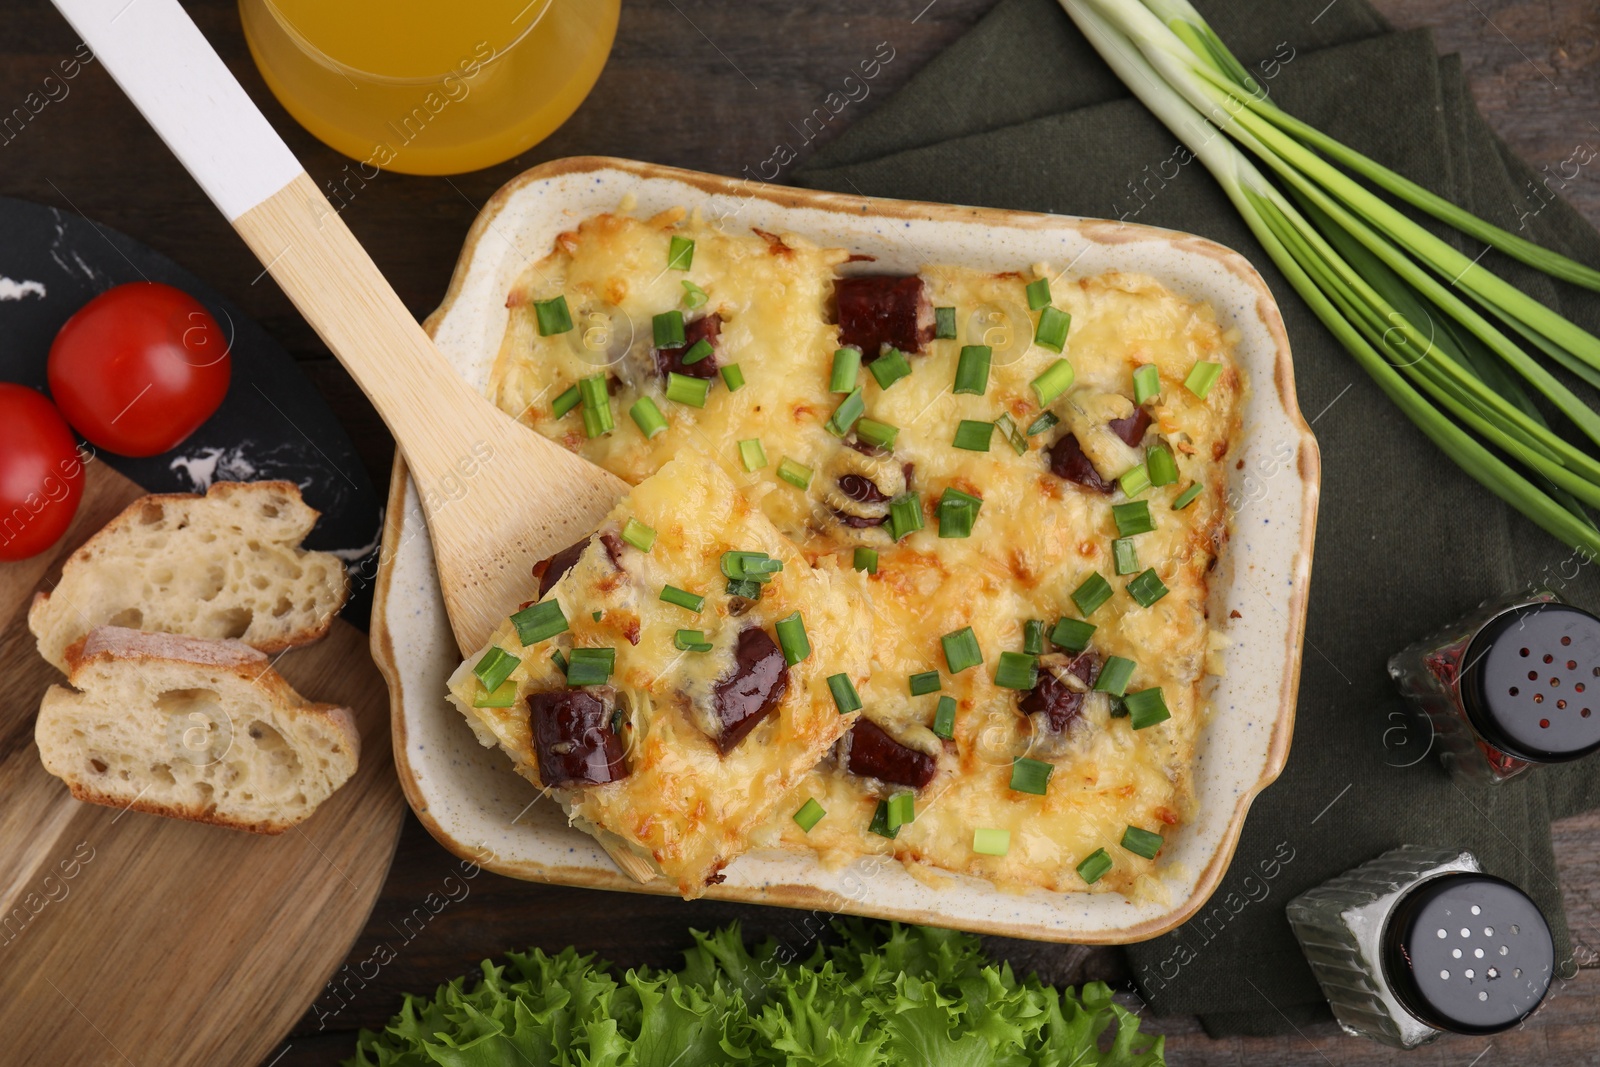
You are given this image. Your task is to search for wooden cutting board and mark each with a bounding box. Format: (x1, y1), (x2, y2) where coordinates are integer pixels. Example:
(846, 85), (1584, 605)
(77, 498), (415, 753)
(0, 463), (406, 1066)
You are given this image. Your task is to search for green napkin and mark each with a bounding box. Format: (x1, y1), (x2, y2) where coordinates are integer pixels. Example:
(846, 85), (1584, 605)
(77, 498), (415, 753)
(794, 0), (1600, 1036)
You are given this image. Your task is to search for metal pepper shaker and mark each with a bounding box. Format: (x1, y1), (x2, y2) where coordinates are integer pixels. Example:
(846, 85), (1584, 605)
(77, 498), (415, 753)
(1388, 590), (1600, 783)
(1286, 844), (1554, 1048)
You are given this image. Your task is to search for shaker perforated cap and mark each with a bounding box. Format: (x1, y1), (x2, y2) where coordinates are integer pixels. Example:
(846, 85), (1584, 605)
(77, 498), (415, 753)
(1461, 602), (1600, 762)
(1382, 872), (1553, 1035)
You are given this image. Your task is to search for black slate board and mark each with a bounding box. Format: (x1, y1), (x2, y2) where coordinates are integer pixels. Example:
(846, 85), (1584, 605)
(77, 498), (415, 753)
(0, 196), (380, 623)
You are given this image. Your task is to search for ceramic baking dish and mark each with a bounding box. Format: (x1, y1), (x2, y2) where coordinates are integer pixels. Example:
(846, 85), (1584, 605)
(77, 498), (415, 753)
(371, 156), (1318, 943)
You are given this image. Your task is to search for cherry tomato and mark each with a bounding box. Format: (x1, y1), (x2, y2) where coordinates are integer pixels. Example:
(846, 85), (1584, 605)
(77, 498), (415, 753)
(0, 384), (85, 562)
(48, 281), (231, 457)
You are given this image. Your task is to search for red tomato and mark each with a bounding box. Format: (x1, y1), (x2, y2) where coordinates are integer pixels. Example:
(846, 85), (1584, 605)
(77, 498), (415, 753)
(0, 384), (86, 562)
(48, 281), (231, 457)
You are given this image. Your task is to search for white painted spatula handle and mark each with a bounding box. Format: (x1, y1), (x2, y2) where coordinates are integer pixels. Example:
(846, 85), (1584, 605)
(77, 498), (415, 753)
(49, 0), (518, 500)
(53, 0), (302, 220)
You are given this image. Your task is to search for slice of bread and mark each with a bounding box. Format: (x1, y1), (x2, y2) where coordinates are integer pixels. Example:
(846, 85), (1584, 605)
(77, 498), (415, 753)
(35, 626), (360, 834)
(28, 481), (350, 673)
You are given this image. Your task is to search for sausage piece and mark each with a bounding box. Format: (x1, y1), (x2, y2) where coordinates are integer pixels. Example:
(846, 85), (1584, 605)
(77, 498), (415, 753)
(1020, 652), (1102, 733)
(1047, 433), (1114, 493)
(1109, 407), (1152, 447)
(529, 689), (629, 786)
(655, 313), (721, 379)
(533, 538), (588, 598)
(711, 627), (790, 753)
(834, 276), (935, 359)
(846, 718), (937, 789)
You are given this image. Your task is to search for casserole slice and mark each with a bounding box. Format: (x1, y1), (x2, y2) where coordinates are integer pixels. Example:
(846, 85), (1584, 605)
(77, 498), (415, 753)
(446, 452), (871, 896)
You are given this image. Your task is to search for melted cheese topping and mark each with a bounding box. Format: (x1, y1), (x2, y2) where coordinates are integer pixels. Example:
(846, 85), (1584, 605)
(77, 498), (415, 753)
(447, 455), (870, 897)
(487, 210), (1242, 898)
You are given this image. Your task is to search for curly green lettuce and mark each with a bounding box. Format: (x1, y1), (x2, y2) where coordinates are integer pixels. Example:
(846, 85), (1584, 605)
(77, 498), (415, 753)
(346, 920), (1165, 1067)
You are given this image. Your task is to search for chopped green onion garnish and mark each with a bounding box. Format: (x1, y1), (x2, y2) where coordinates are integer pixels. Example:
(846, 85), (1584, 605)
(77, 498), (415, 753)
(868, 799), (899, 839)
(1173, 482), (1204, 510)
(1077, 849), (1112, 885)
(994, 651), (1039, 690)
(1023, 619), (1045, 656)
(994, 413), (1028, 455)
(653, 310), (685, 348)
(1146, 444), (1178, 486)
(1121, 825), (1164, 859)
(1112, 500), (1155, 536)
(953, 345), (991, 395)
(853, 546), (879, 574)
(830, 347), (861, 393)
(1035, 306), (1072, 352)
(1185, 360), (1222, 398)
(1095, 655), (1136, 697)
(824, 388), (866, 437)
(1112, 537), (1140, 576)
(552, 384), (581, 418)
(1025, 411), (1059, 436)
(681, 279), (708, 309)
(720, 364), (745, 391)
(621, 517), (656, 552)
(511, 599), (569, 645)
(726, 578), (763, 599)
(1049, 616), (1096, 653)
(681, 338), (713, 365)
(1118, 464), (1151, 498)
(1125, 687), (1171, 729)
(738, 438), (768, 471)
(1010, 757), (1053, 795)
(551, 649), (568, 675)
(855, 417), (900, 450)
(777, 457), (814, 489)
(1133, 364), (1161, 405)
(869, 347), (913, 389)
(722, 551), (781, 582)
(534, 296), (573, 336)
(886, 792), (915, 833)
(775, 611), (811, 665)
(972, 828), (1011, 856)
(1127, 568), (1169, 607)
(827, 673), (862, 713)
(629, 396), (668, 438)
(592, 610), (603, 623)
(566, 647), (615, 686)
(1030, 358), (1075, 406)
(1025, 276), (1051, 310)
(659, 585), (704, 613)
(953, 420), (994, 452)
(932, 695), (957, 739)
(674, 629), (713, 653)
(473, 679), (518, 708)
(793, 798), (827, 832)
(667, 235), (695, 270)
(941, 626), (983, 674)
(939, 486), (984, 514)
(938, 497), (974, 539)
(934, 306), (957, 339)
(579, 375), (613, 438)
(665, 372), (712, 408)
(909, 671), (942, 696)
(888, 492), (924, 540)
(1071, 573), (1114, 616)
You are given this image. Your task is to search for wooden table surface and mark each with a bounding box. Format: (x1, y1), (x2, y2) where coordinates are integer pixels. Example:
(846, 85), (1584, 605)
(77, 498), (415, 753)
(4, 1), (1599, 1063)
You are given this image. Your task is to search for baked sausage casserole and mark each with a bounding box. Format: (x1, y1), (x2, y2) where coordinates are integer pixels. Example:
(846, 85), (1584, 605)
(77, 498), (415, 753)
(447, 207), (1243, 900)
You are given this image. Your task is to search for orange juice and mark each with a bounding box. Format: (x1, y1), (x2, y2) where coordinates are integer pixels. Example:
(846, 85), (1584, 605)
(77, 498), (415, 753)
(239, 0), (619, 175)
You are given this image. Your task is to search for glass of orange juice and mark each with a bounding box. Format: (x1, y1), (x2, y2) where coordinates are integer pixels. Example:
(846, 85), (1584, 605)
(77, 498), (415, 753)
(239, 0), (620, 175)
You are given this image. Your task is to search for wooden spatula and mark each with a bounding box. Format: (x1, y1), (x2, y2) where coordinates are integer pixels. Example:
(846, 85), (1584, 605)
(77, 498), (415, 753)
(53, 0), (629, 655)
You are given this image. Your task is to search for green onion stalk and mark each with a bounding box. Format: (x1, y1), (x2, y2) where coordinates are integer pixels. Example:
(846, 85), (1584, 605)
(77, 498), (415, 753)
(1058, 0), (1600, 556)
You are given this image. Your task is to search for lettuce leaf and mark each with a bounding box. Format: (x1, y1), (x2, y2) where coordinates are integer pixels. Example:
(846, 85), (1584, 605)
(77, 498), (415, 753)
(346, 920), (1164, 1067)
